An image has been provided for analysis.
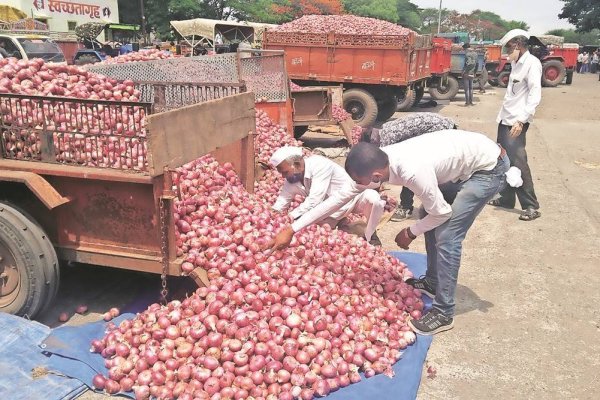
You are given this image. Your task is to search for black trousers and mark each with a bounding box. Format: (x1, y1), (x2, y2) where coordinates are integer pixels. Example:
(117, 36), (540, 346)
(400, 186), (414, 210)
(496, 123), (540, 210)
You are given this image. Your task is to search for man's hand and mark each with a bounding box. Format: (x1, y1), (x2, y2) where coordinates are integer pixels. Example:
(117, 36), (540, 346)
(264, 225), (295, 252)
(509, 121), (524, 138)
(395, 228), (414, 250)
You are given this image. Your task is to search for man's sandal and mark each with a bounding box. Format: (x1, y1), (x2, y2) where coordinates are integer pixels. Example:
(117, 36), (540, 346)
(519, 207), (541, 221)
(487, 199), (513, 209)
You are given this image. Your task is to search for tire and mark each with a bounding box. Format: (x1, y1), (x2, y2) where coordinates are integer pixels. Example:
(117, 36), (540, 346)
(489, 79), (499, 87)
(478, 69), (489, 90)
(0, 203), (56, 318)
(542, 60), (566, 87)
(396, 87), (416, 111)
(412, 86), (425, 108)
(343, 88), (378, 128)
(376, 97), (398, 121)
(565, 70), (573, 85)
(293, 126), (306, 139)
(74, 54), (101, 66)
(497, 71), (511, 88)
(428, 76), (459, 100)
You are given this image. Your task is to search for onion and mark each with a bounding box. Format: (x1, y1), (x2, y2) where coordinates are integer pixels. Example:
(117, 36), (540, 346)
(76, 304), (88, 314)
(92, 374), (106, 390)
(58, 312), (69, 322)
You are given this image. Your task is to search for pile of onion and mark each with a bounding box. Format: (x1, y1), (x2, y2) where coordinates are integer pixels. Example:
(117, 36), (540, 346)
(103, 49), (176, 65)
(273, 15), (415, 36)
(92, 152), (423, 399)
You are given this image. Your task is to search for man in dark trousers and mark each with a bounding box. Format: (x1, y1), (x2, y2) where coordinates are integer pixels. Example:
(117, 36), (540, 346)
(489, 29), (542, 221)
(462, 43), (477, 106)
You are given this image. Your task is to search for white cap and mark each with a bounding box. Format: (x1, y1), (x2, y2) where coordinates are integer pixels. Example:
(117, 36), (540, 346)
(500, 29), (530, 47)
(269, 146), (303, 168)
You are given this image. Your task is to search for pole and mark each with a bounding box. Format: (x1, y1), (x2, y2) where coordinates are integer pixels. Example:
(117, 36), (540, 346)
(437, 0), (442, 34)
(139, 0), (146, 45)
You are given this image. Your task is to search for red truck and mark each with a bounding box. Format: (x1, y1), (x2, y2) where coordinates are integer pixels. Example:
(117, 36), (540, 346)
(263, 29), (433, 127)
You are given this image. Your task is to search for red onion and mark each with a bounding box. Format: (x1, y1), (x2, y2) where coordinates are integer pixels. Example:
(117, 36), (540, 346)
(92, 374), (106, 390)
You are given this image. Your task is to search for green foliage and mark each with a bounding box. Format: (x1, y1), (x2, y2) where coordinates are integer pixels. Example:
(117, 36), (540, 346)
(342, 0), (399, 23)
(546, 28), (600, 45)
(559, 0), (600, 32)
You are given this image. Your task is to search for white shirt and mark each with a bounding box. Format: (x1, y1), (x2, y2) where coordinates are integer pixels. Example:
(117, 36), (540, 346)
(577, 53), (583, 62)
(273, 155), (355, 220)
(496, 51), (542, 126)
(291, 130), (500, 236)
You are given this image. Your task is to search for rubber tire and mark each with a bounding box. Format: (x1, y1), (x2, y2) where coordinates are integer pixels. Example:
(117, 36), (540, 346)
(429, 76), (459, 100)
(0, 204), (53, 318)
(565, 70), (573, 85)
(74, 54), (101, 65)
(293, 126), (306, 139)
(397, 87), (416, 111)
(489, 79), (499, 87)
(2, 202), (59, 315)
(376, 97), (398, 121)
(478, 69), (489, 91)
(412, 86), (425, 108)
(343, 88), (378, 128)
(542, 60), (566, 87)
(497, 71), (511, 88)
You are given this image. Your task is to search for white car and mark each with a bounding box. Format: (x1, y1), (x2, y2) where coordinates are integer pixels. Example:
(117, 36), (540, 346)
(0, 34), (66, 64)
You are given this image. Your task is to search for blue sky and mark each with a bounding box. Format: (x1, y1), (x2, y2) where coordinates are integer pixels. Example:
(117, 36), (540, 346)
(410, 0), (575, 34)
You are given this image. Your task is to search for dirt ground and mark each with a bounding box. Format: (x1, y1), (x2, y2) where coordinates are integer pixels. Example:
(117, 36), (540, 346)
(46, 73), (600, 400)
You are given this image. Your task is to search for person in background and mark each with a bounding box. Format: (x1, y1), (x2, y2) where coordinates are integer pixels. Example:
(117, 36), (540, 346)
(462, 43), (477, 106)
(269, 146), (385, 246)
(170, 41), (177, 54)
(0, 41), (10, 58)
(361, 112), (457, 222)
(489, 29), (542, 221)
(591, 51), (599, 74)
(576, 52), (583, 73)
(581, 52), (589, 73)
(267, 131), (509, 335)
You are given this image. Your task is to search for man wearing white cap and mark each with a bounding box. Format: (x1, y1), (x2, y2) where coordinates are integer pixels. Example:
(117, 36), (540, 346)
(269, 146), (385, 245)
(489, 29), (542, 221)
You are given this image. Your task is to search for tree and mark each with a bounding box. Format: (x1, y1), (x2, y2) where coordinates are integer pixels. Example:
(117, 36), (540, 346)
(559, 0), (600, 32)
(546, 28), (600, 45)
(396, 0), (421, 30)
(271, 0), (344, 22)
(418, 7), (451, 34)
(342, 0), (399, 23)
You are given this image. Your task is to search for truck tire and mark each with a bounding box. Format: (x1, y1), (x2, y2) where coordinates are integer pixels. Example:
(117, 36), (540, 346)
(293, 126), (306, 139)
(478, 69), (489, 91)
(0, 203), (57, 318)
(343, 89), (378, 128)
(74, 54), (101, 66)
(565, 70), (573, 85)
(376, 97), (398, 121)
(429, 76), (459, 100)
(412, 86), (425, 108)
(542, 60), (566, 87)
(397, 88), (416, 111)
(497, 71), (511, 88)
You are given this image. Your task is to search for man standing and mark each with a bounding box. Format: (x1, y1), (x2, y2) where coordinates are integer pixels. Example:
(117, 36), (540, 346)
(462, 43), (477, 106)
(361, 112), (457, 221)
(267, 131), (509, 335)
(269, 146), (385, 245)
(591, 51), (599, 74)
(576, 52), (583, 73)
(489, 29), (542, 221)
(581, 52), (589, 73)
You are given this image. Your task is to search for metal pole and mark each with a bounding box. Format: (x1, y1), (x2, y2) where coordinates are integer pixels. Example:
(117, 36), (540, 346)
(139, 0), (146, 45)
(437, 0), (442, 34)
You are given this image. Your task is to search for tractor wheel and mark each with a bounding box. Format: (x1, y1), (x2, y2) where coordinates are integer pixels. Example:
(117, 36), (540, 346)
(478, 69), (489, 91)
(542, 60), (566, 87)
(376, 97), (398, 121)
(293, 126), (307, 139)
(0, 202), (58, 318)
(412, 86), (425, 108)
(397, 87), (416, 111)
(74, 54), (101, 66)
(343, 88), (378, 128)
(565, 70), (574, 85)
(497, 71), (511, 88)
(429, 76), (459, 100)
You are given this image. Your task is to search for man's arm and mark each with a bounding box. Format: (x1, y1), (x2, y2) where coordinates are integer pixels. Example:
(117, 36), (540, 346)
(289, 163), (333, 220)
(519, 62), (543, 122)
(406, 171), (453, 236)
(272, 181), (296, 213)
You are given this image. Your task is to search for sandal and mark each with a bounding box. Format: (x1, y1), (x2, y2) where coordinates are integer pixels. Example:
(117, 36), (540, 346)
(519, 207), (541, 221)
(487, 199), (513, 209)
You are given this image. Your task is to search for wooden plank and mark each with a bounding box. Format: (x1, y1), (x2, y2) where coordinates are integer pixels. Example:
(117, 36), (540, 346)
(146, 93), (256, 177)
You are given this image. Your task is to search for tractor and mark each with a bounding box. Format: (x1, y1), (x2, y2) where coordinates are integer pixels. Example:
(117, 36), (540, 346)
(72, 22), (140, 65)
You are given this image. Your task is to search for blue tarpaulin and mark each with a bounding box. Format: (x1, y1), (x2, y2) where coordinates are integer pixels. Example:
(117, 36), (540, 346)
(1, 252), (432, 400)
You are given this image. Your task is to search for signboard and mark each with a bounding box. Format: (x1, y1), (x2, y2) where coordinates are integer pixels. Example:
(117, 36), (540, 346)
(32, 0), (112, 19)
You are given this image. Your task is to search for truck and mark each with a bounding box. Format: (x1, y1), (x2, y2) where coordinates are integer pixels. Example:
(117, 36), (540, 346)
(0, 19), (67, 64)
(489, 36), (579, 88)
(263, 28), (433, 127)
(423, 37), (452, 104)
(73, 22), (140, 65)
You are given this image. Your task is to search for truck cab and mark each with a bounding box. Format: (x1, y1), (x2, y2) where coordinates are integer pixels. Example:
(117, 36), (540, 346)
(0, 34), (66, 64)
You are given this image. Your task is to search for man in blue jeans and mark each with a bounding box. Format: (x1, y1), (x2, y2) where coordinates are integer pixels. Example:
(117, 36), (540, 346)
(462, 43), (477, 106)
(268, 129), (509, 335)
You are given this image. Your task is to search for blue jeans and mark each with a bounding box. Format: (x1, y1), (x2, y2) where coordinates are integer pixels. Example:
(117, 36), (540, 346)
(422, 155), (510, 318)
(463, 75), (474, 104)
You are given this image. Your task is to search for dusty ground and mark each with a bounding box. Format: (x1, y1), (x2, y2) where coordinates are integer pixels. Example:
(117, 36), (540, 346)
(44, 74), (600, 399)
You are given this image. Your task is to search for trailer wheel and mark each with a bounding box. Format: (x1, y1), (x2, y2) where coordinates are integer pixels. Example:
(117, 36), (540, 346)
(376, 97), (398, 121)
(478, 69), (489, 91)
(343, 89), (378, 128)
(565, 70), (573, 85)
(293, 126), (307, 139)
(397, 87), (416, 112)
(412, 86), (425, 108)
(429, 76), (459, 100)
(542, 60), (566, 87)
(497, 71), (511, 88)
(0, 203), (56, 318)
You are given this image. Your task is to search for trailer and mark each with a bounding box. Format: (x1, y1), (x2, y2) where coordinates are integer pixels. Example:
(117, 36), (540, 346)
(429, 45), (486, 101)
(0, 64), (258, 318)
(263, 29), (433, 127)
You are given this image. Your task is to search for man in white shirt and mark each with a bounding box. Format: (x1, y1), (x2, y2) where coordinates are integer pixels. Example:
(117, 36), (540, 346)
(269, 146), (385, 245)
(490, 30), (542, 221)
(267, 130), (509, 335)
(577, 52), (583, 73)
